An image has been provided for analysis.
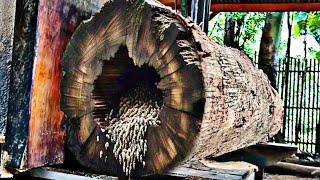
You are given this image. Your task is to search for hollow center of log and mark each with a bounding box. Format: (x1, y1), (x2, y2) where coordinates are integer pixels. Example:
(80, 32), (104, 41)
(92, 46), (163, 125)
(92, 46), (163, 176)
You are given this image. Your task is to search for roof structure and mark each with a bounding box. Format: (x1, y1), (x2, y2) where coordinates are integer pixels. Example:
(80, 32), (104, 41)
(160, 0), (320, 12)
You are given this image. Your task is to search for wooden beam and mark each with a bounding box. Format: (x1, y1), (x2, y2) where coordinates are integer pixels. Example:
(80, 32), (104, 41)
(159, 1), (320, 12)
(0, 0), (16, 138)
(160, 0), (180, 7)
(4, 0), (38, 169)
(270, 162), (320, 177)
(211, 3), (320, 12)
(212, 143), (297, 168)
(27, 0), (108, 168)
(23, 167), (118, 180)
(164, 160), (258, 180)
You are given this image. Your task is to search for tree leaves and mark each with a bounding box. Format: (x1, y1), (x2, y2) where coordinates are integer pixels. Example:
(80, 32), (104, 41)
(315, 51), (320, 60)
(209, 12), (266, 60)
(293, 12), (320, 44)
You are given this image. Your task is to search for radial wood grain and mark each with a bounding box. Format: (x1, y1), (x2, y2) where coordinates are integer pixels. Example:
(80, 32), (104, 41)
(61, 0), (283, 178)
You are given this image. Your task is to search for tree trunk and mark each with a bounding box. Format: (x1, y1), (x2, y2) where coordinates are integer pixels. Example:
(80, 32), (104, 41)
(258, 12), (284, 89)
(224, 13), (237, 48)
(61, 0), (283, 178)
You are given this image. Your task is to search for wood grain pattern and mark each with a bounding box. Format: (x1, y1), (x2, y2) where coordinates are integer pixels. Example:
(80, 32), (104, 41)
(61, 0), (283, 177)
(4, 0), (38, 169)
(26, 0), (108, 168)
(0, 0), (16, 136)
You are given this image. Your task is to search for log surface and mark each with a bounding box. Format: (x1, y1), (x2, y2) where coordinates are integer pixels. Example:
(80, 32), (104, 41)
(189, 24), (283, 161)
(61, 0), (283, 178)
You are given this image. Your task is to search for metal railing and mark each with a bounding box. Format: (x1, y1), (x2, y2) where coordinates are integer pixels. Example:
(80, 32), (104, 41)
(276, 57), (320, 153)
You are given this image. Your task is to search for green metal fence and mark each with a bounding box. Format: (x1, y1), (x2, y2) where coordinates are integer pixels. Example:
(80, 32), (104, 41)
(276, 57), (320, 153)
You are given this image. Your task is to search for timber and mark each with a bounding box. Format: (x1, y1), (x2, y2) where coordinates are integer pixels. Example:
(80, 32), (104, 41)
(0, 0), (16, 139)
(159, 1), (320, 12)
(26, 0), (110, 169)
(210, 3), (320, 12)
(61, 0), (283, 178)
(3, 0), (110, 170)
(269, 162), (320, 177)
(3, 0), (38, 169)
(212, 143), (297, 168)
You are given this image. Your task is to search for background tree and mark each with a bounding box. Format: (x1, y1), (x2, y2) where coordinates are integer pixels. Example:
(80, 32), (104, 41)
(210, 12), (266, 60)
(258, 12), (284, 89)
(292, 11), (320, 60)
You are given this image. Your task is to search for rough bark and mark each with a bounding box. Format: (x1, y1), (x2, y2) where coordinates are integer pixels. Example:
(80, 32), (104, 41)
(224, 14), (237, 48)
(258, 12), (283, 89)
(0, 0), (16, 139)
(61, 0), (283, 178)
(3, 0), (38, 168)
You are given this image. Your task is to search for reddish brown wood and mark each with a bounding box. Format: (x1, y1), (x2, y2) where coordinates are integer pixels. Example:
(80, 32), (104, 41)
(210, 3), (320, 13)
(27, 0), (75, 168)
(160, 0), (180, 7)
(26, 0), (108, 168)
(159, 0), (320, 13)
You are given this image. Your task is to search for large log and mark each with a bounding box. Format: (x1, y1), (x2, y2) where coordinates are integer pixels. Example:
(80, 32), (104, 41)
(61, 0), (283, 178)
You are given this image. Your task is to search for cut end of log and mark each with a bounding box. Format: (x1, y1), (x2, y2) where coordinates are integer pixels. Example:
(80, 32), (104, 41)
(60, 0), (283, 178)
(61, 1), (204, 176)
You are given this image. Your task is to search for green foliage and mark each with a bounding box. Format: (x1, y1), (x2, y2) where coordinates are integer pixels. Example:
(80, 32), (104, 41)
(209, 12), (266, 60)
(209, 11), (319, 61)
(240, 12), (266, 60)
(208, 12), (226, 44)
(316, 51), (320, 60)
(293, 11), (320, 44)
(240, 12), (266, 44)
(229, 12), (247, 21)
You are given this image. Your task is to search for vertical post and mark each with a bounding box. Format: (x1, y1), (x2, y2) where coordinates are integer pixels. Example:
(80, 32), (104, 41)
(316, 59), (320, 153)
(181, 0), (188, 17)
(295, 58), (301, 145)
(307, 58), (311, 152)
(191, 0), (211, 33)
(4, 0), (39, 169)
(283, 12), (292, 138)
(0, 1), (16, 175)
(312, 58), (316, 152)
(0, 0), (16, 143)
(292, 57), (297, 144)
(288, 57), (292, 141)
(174, 0), (177, 12)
